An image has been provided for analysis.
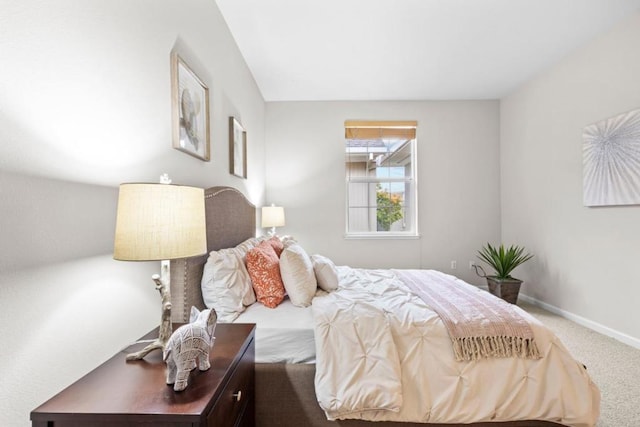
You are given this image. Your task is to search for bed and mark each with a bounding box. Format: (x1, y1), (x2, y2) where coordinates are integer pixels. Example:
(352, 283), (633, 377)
(170, 186), (600, 427)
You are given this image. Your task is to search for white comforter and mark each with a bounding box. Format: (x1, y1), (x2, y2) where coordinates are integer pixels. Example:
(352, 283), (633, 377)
(312, 268), (600, 426)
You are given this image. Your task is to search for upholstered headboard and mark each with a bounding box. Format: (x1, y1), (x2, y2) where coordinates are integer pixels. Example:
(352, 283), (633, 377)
(170, 186), (256, 322)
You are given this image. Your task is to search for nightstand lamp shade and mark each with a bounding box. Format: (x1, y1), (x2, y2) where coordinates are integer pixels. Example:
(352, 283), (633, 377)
(113, 183), (206, 361)
(261, 205), (285, 236)
(114, 183), (206, 261)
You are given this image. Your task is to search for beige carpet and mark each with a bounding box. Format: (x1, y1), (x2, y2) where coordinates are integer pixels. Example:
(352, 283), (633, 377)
(520, 301), (640, 427)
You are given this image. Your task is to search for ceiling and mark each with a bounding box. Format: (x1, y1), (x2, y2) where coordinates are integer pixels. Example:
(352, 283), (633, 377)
(215, 0), (640, 101)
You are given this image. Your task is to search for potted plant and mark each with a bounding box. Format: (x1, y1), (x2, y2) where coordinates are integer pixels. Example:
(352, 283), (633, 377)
(474, 243), (533, 304)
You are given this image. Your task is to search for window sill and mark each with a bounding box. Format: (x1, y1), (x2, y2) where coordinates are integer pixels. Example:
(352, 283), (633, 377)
(344, 233), (420, 240)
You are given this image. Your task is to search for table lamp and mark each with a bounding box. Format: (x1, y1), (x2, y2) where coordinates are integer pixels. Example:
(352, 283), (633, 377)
(261, 204), (285, 236)
(114, 181), (206, 361)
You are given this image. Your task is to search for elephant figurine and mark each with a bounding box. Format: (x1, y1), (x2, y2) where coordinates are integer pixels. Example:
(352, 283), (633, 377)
(163, 307), (218, 391)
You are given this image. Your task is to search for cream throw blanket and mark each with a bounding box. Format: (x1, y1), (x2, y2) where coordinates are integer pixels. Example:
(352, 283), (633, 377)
(394, 270), (541, 361)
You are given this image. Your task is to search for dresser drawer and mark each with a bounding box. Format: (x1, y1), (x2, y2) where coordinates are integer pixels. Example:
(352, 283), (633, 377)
(207, 339), (255, 427)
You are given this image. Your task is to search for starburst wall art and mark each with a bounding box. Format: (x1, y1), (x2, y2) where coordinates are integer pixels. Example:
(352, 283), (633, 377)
(583, 108), (640, 206)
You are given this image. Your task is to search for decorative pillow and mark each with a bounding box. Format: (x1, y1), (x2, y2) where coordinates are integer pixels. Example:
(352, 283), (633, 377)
(235, 236), (266, 261)
(280, 235), (298, 248)
(246, 241), (285, 308)
(311, 254), (339, 292)
(267, 236), (284, 257)
(280, 243), (318, 307)
(201, 248), (255, 322)
(233, 247), (257, 307)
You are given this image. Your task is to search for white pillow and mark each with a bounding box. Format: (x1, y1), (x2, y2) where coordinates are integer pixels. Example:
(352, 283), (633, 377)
(279, 243), (317, 307)
(280, 235), (298, 248)
(201, 247), (256, 322)
(235, 236), (267, 261)
(311, 254), (339, 292)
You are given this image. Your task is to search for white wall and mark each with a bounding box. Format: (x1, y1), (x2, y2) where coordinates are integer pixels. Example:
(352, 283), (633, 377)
(500, 12), (640, 344)
(265, 101), (501, 284)
(0, 1), (265, 425)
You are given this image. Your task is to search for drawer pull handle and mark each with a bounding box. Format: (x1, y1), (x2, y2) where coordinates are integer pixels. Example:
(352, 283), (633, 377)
(233, 391), (242, 402)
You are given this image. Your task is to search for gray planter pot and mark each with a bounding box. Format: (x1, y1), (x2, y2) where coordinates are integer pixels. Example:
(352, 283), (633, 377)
(486, 276), (522, 304)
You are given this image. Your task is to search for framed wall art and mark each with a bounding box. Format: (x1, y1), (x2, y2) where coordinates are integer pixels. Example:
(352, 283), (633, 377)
(171, 52), (210, 161)
(583, 108), (640, 206)
(229, 116), (247, 178)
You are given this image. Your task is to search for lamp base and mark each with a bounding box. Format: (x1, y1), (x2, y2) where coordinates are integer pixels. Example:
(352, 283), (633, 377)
(126, 271), (172, 361)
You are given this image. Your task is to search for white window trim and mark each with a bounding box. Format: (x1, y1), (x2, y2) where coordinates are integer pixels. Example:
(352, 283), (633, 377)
(344, 138), (419, 239)
(344, 232), (421, 240)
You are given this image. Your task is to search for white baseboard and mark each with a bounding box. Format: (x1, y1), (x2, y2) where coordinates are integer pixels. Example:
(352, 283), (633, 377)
(519, 294), (640, 350)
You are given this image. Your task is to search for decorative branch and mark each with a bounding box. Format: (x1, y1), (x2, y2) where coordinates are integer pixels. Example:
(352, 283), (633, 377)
(126, 271), (173, 361)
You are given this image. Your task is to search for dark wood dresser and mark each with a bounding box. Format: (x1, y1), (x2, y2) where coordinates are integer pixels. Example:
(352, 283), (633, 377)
(31, 323), (256, 427)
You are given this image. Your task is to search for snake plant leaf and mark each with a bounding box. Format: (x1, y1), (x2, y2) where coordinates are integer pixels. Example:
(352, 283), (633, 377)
(477, 243), (533, 279)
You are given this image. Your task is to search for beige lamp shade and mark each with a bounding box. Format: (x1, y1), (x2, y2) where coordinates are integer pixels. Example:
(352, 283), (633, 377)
(114, 183), (206, 261)
(261, 206), (285, 228)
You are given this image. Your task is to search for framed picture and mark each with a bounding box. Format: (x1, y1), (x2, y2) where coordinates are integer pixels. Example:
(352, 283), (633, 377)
(229, 116), (247, 178)
(171, 52), (210, 161)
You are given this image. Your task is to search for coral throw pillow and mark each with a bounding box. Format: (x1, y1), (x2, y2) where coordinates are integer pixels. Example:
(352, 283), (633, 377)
(246, 241), (285, 308)
(267, 236), (284, 257)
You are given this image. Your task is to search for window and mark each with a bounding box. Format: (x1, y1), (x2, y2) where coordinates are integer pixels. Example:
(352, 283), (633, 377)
(345, 120), (418, 238)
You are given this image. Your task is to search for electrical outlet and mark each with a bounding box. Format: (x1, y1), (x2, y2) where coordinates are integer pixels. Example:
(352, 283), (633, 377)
(450, 260), (457, 269)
